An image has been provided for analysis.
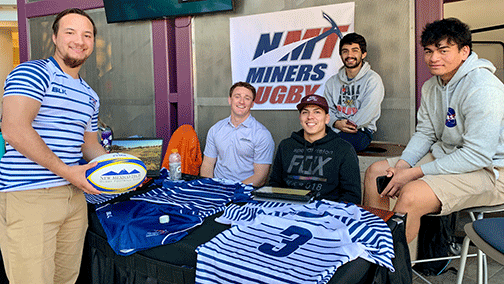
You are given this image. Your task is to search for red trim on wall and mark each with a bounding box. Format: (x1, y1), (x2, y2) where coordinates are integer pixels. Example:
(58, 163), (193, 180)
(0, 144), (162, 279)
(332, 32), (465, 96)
(152, 19), (173, 153)
(16, 0), (28, 63)
(153, 17), (194, 154)
(173, 17), (194, 126)
(415, 0), (443, 111)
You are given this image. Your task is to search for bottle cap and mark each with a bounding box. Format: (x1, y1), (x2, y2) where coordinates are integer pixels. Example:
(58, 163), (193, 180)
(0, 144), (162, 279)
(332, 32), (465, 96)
(171, 149), (178, 153)
(159, 215), (170, 224)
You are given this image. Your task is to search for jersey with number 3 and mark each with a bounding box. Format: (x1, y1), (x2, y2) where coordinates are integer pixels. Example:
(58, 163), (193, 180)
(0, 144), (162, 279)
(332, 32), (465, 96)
(197, 210), (361, 283)
(196, 200), (394, 284)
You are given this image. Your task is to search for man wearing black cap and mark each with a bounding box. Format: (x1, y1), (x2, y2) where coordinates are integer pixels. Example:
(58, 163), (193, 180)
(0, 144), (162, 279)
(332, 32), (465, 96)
(268, 94), (361, 204)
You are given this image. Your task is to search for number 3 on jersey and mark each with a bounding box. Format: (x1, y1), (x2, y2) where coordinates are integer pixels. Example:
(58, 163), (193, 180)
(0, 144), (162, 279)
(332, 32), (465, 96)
(258, 225), (313, 257)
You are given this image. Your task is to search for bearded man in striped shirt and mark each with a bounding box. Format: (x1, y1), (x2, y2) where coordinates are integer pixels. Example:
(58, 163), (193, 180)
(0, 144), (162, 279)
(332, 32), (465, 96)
(0, 8), (107, 283)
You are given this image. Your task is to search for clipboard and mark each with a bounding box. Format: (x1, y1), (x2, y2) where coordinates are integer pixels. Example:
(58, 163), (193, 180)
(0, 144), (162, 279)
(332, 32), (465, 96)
(251, 186), (314, 202)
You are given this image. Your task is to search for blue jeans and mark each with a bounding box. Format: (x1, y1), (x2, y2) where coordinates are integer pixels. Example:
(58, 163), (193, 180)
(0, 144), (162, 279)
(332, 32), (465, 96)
(338, 128), (373, 152)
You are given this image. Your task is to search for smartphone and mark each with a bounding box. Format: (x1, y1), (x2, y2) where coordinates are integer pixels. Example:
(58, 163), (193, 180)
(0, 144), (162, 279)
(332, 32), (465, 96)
(376, 175), (392, 194)
(346, 119), (357, 128)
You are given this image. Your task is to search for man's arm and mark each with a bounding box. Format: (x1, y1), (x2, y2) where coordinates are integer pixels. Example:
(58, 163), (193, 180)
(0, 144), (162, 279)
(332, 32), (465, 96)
(420, 85), (504, 175)
(394, 159), (413, 169)
(242, 128), (275, 187)
(397, 83), (437, 169)
(323, 76), (344, 130)
(336, 149), (361, 204)
(82, 131), (107, 162)
(268, 146), (283, 187)
(348, 73), (384, 129)
(200, 155), (216, 178)
(241, 163), (271, 187)
(2, 96), (101, 194)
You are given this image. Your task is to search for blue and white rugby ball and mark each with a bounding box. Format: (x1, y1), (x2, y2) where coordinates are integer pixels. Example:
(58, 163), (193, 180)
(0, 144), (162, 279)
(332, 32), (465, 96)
(86, 153), (147, 194)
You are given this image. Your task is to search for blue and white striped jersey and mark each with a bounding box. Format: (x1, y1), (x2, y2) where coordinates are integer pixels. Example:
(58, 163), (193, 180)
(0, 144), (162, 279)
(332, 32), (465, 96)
(1, 57), (99, 192)
(197, 200), (394, 284)
(93, 177), (254, 255)
(131, 177), (254, 218)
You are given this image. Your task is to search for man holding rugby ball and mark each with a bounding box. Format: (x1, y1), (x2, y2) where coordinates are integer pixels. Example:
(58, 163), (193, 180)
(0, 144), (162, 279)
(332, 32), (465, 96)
(0, 8), (106, 283)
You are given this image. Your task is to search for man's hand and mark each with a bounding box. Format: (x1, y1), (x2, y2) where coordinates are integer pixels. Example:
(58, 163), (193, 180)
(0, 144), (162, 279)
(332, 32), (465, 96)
(333, 119), (358, 133)
(380, 166), (424, 198)
(63, 162), (102, 195)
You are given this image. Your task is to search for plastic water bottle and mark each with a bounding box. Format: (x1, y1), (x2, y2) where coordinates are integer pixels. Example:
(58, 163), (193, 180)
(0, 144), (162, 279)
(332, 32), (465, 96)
(169, 149), (182, 181)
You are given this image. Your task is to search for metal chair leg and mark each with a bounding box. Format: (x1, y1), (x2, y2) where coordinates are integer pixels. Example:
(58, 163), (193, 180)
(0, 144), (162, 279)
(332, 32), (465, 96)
(478, 248), (484, 284)
(475, 211), (488, 284)
(457, 236), (471, 284)
(484, 254), (488, 284)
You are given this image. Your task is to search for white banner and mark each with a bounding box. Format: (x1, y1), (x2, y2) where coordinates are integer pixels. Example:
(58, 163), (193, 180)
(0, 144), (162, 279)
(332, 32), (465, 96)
(230, 3), (355, 110)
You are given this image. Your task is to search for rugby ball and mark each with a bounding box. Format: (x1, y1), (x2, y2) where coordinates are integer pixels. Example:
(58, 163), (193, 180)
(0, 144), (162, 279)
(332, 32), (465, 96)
(86, 153), (147, 194)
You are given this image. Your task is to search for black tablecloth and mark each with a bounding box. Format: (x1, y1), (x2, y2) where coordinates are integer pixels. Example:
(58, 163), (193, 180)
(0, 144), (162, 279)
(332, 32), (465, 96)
(75, 203), (411, 284)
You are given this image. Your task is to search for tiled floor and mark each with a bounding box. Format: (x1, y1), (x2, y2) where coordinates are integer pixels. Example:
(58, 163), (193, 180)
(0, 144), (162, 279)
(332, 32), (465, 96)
(412, 211), (504, 284)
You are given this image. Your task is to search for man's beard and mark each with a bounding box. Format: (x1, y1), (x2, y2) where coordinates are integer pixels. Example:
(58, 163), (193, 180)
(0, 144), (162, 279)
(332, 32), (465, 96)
(343, 57), (362, 69)
(63, 55), (88, 68)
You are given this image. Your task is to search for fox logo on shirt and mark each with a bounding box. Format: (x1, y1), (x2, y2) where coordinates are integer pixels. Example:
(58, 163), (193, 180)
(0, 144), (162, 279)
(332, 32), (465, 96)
(287, 154), (332, 176)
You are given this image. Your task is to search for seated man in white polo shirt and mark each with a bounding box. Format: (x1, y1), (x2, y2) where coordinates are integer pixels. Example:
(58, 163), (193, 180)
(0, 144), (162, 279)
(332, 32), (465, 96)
(200, 82), (275, 187)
